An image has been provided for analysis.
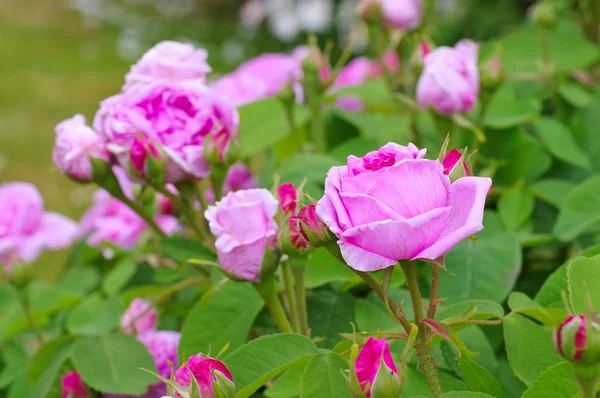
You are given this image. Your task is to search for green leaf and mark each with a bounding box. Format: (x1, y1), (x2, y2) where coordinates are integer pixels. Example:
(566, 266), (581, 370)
(355, 289), (414, 332)
(159, 236), (216, 264)
(335, 109), (411, 145)
(498, 185), (535, 231)
(238, 98), (309, 157)
(495, 359), (527, 398)
(224, 333), (318, 398)
(554, 176), (600, 241)
(66, 295), (123, 336)
(305, 248), (357, 289)
(59, 267), (101, 294)
(179, 282), (264, 361)
(442, 392), (494, 398)
(402, 365), (466, 397)
(530, 179), (576, 208)
(299, 353), (350, 398)
(8, 376), (31, 398)
(484, 86), (541, 129)
(558, 83), (594, 108)
(458, 356), (503, 397)
(278, 153), (340, 188)
(71, 333), (156, 395)
(28, 336), (73, 397)
(504, 314), (562, 385)
(521, 361), (578, 398)
(507, 292), (567, 327)
(0, 341), (26, 388)
(439, 233), (522, 304)
(265, 358), (310, 398)
(436, 300), (504, 323)
(329, 138), (380, 163)
(102, 260), (136, 296)
(307, 290), (355, 349)
(458, 326), (498, 373)
(573, 89), (600, 172)
(0, 285), (24, 341)
(533, 118), (591, 170)
(567, 254), (600, 313)
(334, 80), (388, 106)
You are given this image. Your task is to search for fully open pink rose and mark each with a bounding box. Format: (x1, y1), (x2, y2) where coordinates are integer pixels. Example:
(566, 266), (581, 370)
(174, 354), (234, 398)
(205, 189), (278, 282)
(121, 298), (157, 335)
(0, 183), (77, 269)
(354, 337), (400, 397)
(380, 0), (423, 30)
(124, 41), (212, 90)
(316, 143), (491, 271)
(416, 40), (480, 115)
(94, 82), (239, 183)
(53, 114), (110, 181)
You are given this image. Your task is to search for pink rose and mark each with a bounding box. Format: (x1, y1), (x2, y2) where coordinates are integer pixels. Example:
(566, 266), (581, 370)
(416, 40), (480, 115)
(121, 298), (157, 335)
(62, 371), (90, 398)
(124, 41), (212, 90)
(210, 72), (270, 106)
(94, 82), (239, 183)
(174, 354), (234, 398)
(316, 142), (491, 271)
(204, 189), (278, 282)
(0, 183), (77, 270)
(221, 162), (258, 194)
(53, 114), (110, 181)
(354, 337), (401, 397)
(379, 0), (423, 30)
(138, 330), (180, 387)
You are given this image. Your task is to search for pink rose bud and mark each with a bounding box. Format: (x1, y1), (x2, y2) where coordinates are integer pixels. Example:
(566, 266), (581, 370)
(380, 0), (423, 31)
(416, 40), (480, 115)
(288, 216), (308, 250)
(121, 298), (158, 335)
(555, 315), (600, 366)
(53, 114), (110, 182)
(124, 41), (212, 90)
(205, 189), (278, 282)
(316, 142), (491, 271)
(130, 139), (162, 176)
(297, 204), (330, 248)
(174, 354), (235, 398)
(62, 371), (90, 398)
(0, 183), (77, 271)
(278, 183), (298, 215)
(354, 337), (401, 397)
(442, 148), (471, 181)
(222, 163), (258, 194)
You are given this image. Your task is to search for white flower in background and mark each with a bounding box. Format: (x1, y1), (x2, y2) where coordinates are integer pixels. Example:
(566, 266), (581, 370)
(298, 0), (333, 32)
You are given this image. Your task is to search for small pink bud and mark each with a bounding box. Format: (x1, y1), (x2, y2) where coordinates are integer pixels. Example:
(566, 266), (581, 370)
(130, 139), (161, 176)
(297, 204), (330, 247)
(442, 148), (470, 181)
(278, 183), (298, 215)
(555, 315), (600, 366)
(61, 371), (90, 398)
(121, 298), (158, 335)
(354, 337), (401, 397)
(288, 216), (308, 250)
(174, 353), (235, 398)
(420, 42), (431, 60)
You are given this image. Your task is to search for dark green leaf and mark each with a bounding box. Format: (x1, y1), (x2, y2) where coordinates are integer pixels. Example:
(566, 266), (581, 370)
(159, 236), (216, 264)
(458, 356), (503, 397)
(498, 185), (535, 231)
(521, 361), (577, 398)
(554, 176), (600, 241)
(307, 290), (355, 348)
(533, 118), (591, 170)
(277, 153), (340, 188)
(265, 358), (310, 398)
(299, 353), (350, 398)
(306, 248), (357, 289)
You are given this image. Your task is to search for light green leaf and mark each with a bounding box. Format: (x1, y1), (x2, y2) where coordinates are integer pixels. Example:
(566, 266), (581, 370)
(558, 83), (594, 108)
(224, 333), (318, 398)
(508, 292), (566, 327)
(442, 392), (494, 398)
(334, 80), (388, 106)
(484, 86), (541, 129)
(533, 118), (591, 170)
(299, 353), (350, 398)
(436, 300), (504, 323)
(531, 179), (576, 208)
(159, 236), (216, 264)
(521, 361), (577, 398)
(28, 336), (73, 398)
(458, 356), (503, 397)
(554, 176), (600, 241)
(0, 284), (24, 341)
(102, 260), (136, 296)
(265, 358), (310, 398)
(71, 333), (156, 394)
(307, 290), (355, 349)
(0, 341), (26, 388)
(498, 185), (535, 231)
(567, 254), (600, 313)
(277, 153), (340, 188)
(495, 358), (527, 398)
(179, 282), (263, 361)
(573, 89), (600, 171)
(59, 267), (101, 294)
(439, 233), (522, 304)
(66, 295), (123, 336)
(504, 314), (562, 385)
(305, 248), (357, 289)
(335, 109), (411, 146)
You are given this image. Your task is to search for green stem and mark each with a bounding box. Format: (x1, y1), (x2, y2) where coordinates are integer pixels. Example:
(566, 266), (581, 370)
(309, 95), (327, 153)
(402, 261), (443, 398)
(282, 262), (301, 333)
(427, 263), (441, 320)
(291, 259), (309, 335)
(121, 197), (167, 239)
(158, 185), (206, 241)
(255, 275), (293, 333)
(14, 285), (44, 345)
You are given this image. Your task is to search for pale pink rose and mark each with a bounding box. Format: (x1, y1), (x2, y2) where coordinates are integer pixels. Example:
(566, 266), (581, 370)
(174, 354), (234, 398)
(53, 114), (110, 181)
(124, 41), (212, 90)
(94, 82), (239, 183)
(416, 40), (480, 114)
(138, 330), (180, 378)
(221, 162), (258, 194)
(204, 189), (278, 282)
(380, 0), (423, 30)
(121, 298), (157, 335)
(62, 371), (90, 398)
(316, 142), (491, 271)
(354, 337), (400, 397)
(210, 72), (270, 106)
(0, 183), (77, 269)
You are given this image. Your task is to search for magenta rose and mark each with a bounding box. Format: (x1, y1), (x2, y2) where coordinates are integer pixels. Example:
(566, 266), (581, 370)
(53, 114), (110, 181)
(316, 142), (491, 271)
(121, 298), (157, 335)
(0, 182), (77, 270)
(62, 371), (90, 398)
(354, 337), (401, 397)
(93, 82), (239, 183)
(379, 0), (423, 30)
(174, 354), (234, 398)
(416, 40), (480, 115)
(204, 189), (278, 282)
(124, 41), (212, 90)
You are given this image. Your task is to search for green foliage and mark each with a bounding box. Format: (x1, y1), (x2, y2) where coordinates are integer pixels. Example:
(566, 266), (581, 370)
(306, 290), (355, 348)
(521, 362), (578, 398)
(66, 295), (123, 336)
(299, 353), (350, 398)
(458, 356), (503, 397)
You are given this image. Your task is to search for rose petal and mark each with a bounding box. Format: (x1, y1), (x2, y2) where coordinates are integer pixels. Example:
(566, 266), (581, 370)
(316, 166), (353, 234)
(339, 192), (405, 226)
(217, 237), (266, 282)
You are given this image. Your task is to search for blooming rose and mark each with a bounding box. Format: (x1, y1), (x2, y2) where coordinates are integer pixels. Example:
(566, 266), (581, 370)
(0, 183), (77, 270)
(379, 0), (423, 30)
(121, 298), (157, 335)
(205, 189), (278, 282)
(94, 82), (239, 183)
(124, 41), (212, 90)
(316, 143), (491, 271)
(354, 337), (401, 397)
(53, 114), (110, 181)
(221, 162), (258, 194)
(62, 371), (90, 398)
(174, 354), (234, 398)
(416, 40), (480, 114)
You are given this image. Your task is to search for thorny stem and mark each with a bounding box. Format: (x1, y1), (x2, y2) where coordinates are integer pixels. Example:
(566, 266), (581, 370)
(427, 262), (441, 320)
(402, 261), (443, 398)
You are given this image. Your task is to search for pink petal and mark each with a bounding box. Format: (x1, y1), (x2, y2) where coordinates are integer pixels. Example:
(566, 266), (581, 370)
(217, 238), (266, 282)
(339, 193), (404, 226)
(38, 212), (78, 250)
(214, 202), (273, 251)
(316, 166), (353, 235)
(414, 176), (491, 260)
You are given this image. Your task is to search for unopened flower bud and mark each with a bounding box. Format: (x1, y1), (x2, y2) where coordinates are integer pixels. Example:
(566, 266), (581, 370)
(480, 56), (504, 91)
(531, 2), (557, 30)
(174, 353), (235, 398)
(278, 183), (298, 215)
(297, 204), (331, 248)
(555, 315), (600, 366)
(353, 337), (402, 398)
(61, 371), (90, 398)
(442, 148), (471, 182)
